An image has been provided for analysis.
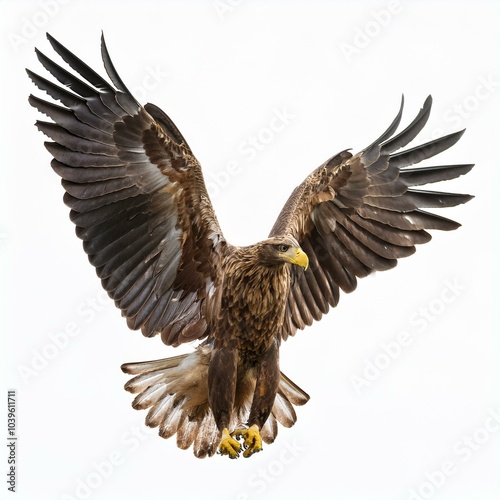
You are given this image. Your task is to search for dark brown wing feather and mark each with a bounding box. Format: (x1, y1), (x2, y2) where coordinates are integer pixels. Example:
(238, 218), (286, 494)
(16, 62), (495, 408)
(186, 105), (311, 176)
(270, 96), (474, 338)
(28, 34), (226, 346)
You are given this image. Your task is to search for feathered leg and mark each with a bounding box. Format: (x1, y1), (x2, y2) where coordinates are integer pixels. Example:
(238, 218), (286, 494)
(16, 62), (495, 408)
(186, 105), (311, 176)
(207, 347), (241, 458)
(233, 340), (280, 457)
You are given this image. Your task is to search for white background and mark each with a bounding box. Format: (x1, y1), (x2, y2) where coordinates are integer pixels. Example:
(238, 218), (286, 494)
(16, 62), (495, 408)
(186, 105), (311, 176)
(1, 1), (499, 499)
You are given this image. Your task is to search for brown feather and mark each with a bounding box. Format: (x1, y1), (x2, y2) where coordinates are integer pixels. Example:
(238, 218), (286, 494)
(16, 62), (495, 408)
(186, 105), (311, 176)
(121, 347), (308, 457)
(29, 35), (226, 347)
(269, 96), (473, 339)
(30, 36), (473, 460)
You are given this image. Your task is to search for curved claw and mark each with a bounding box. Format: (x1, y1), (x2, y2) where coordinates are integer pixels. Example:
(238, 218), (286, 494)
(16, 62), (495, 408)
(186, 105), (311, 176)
(218, 428), (241, 459)
(231, 424), (262, 458)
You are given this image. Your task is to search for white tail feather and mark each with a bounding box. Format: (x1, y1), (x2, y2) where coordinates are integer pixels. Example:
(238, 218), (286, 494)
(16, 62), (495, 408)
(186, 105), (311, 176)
(121, 345), (310, 458)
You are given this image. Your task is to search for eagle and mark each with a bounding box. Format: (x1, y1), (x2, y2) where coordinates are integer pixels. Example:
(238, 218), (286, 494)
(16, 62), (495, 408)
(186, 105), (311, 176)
(28, 34), (473, 459)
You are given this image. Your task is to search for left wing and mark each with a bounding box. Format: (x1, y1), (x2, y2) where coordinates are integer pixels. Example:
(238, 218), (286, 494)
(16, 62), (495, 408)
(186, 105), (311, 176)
(28, 34), (227, 347)
(269, 96), (474, 339)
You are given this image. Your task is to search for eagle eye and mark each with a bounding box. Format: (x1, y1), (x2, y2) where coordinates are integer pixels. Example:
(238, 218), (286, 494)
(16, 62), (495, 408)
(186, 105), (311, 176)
(277, 244), (290, 253)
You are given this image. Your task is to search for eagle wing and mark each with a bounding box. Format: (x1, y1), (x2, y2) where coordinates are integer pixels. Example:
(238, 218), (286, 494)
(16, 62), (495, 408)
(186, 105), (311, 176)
(270, 96), (474, 339)
(28, 34), (226, 347)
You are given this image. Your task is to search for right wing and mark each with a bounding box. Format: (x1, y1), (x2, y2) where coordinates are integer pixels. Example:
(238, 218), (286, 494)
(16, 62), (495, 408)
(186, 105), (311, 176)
(28, 34), (226, 347)
(269, 96), (474, 338)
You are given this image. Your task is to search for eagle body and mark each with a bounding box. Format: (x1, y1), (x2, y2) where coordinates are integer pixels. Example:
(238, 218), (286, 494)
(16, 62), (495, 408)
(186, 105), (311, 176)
(218, 245), (291, 355)
(200, 238), (307, 456)
(28, 34), (474, 459)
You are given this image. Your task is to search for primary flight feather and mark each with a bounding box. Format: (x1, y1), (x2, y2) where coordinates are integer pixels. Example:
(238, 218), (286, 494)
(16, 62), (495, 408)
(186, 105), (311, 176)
(28, 33), (473, 459)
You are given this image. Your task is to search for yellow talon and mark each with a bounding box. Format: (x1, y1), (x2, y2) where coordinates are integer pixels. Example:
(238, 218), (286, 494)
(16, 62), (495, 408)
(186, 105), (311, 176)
(231, 424), (262, 458)
(218, 428), (241, 459)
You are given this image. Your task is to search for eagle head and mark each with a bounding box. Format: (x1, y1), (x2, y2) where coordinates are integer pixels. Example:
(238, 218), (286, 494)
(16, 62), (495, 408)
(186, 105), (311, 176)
(257, 236), (309, 270)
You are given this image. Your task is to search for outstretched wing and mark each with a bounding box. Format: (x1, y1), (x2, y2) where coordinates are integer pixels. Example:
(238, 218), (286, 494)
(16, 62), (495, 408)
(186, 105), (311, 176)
(28, 34), (226, 346)
(270, 96), (474, 339)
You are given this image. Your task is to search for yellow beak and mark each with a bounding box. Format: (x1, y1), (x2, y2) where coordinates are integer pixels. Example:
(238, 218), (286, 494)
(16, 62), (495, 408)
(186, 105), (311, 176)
(289, 248), (309, 271)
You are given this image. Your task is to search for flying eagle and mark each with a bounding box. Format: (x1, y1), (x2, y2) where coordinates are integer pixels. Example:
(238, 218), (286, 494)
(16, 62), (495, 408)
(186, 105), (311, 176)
(28, 34), (473, 459)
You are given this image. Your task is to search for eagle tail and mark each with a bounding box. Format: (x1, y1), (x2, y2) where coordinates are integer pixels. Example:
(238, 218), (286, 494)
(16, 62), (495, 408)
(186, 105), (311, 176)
(260, 371), (310, 444)
(121, 346), (309, 458)
(121, 346), (219, 458)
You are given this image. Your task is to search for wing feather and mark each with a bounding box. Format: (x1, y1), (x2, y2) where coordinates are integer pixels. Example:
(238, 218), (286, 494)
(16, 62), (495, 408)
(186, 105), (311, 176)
(29, 34), (226, 346)
(270, 96), (473, 338)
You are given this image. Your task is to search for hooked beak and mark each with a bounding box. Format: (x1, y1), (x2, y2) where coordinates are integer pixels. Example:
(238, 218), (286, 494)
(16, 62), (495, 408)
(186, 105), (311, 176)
(288, 248), (309, 271)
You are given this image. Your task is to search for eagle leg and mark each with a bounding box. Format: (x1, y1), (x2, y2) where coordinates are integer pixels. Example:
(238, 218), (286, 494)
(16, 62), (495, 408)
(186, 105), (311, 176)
(218, 428), (241, 459)
(232, 424), (263, 458)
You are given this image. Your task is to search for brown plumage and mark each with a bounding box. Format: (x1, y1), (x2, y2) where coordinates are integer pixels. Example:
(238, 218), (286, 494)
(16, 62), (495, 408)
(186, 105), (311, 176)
(28, 34), (474, 459)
